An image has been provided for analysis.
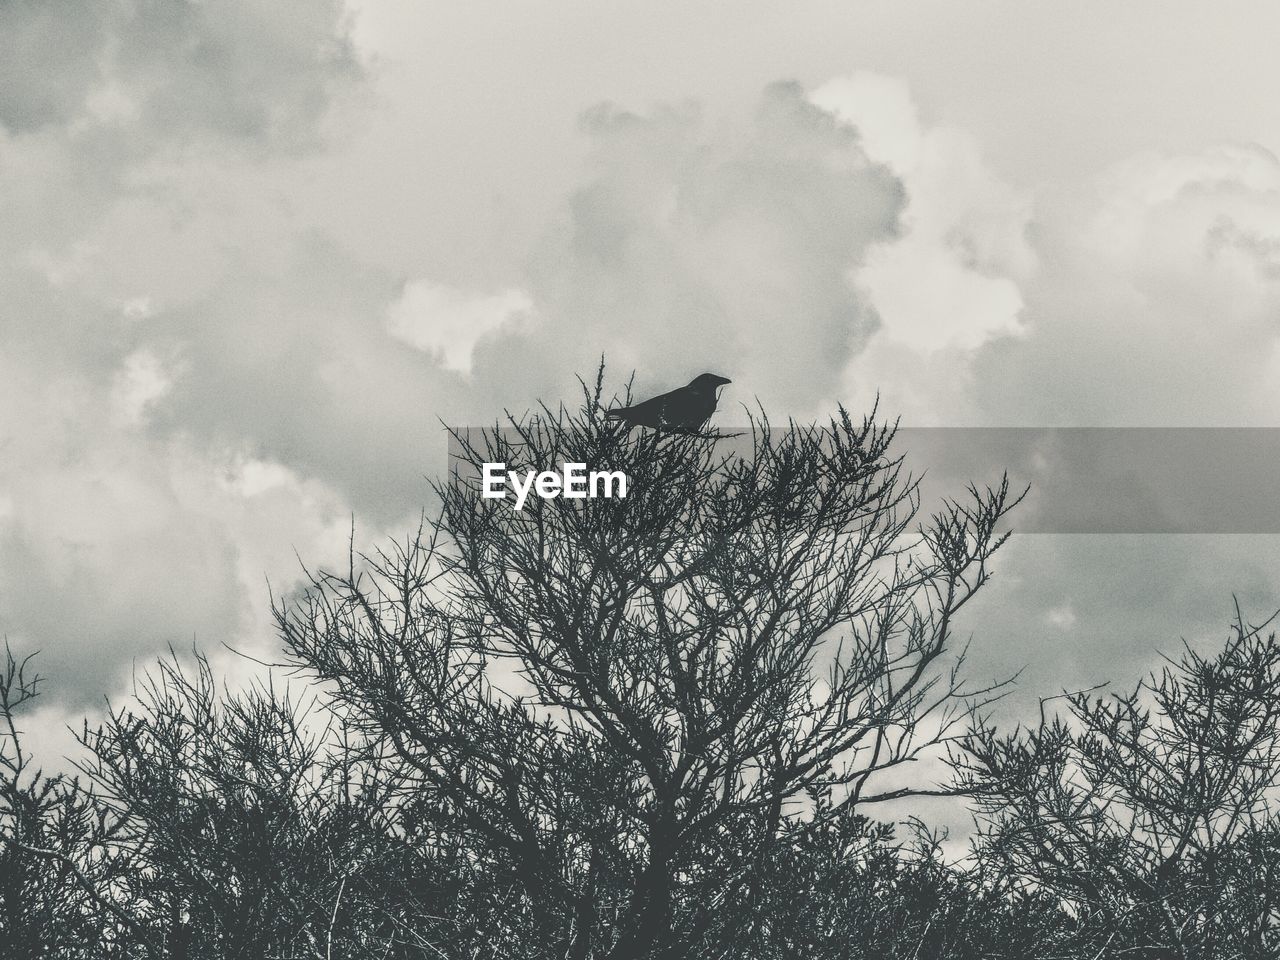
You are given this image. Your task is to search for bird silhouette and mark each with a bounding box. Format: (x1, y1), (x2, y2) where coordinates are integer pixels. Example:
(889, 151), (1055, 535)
(605, 373), (731, 432)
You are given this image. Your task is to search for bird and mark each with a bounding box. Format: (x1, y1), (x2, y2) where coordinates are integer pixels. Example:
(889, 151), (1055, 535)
(605, 373), (732, 432)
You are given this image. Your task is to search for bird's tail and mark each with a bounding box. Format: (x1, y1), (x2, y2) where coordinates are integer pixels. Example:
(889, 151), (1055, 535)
(604, 408), (628, 421)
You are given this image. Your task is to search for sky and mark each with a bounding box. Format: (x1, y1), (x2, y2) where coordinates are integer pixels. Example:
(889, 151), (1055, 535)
(5, 0), (1280, 753)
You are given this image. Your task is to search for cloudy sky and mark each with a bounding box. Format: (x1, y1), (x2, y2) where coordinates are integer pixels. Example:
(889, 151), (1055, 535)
(5, 0), (1280, 746)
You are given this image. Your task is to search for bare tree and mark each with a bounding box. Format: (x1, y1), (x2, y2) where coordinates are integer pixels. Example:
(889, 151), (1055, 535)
(75, 649), (441, 959)
(276, 375), (1020, 959)
(0, 645), (151, 959)
(8, 380), (1280, 958)
(960, 605), (1280, 960)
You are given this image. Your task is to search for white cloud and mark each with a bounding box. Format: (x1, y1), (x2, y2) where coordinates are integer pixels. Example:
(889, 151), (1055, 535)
(1045, 604), (1077, 631)
(111, 348), (176, 427)
(809, 73), (1033, 421)
(856, 238), (1024, 353)
(219, 457), (302, 498)
(0, 0), (374, 713)
(500, 83), (904, 417)
(386, 281), (534, 375)
(7, 2), (1280, 738)
(970, 142), (1280, 427)
(810, 74), (922, 176)
(78, 80), (140, 129)
(121, 296), (155, 321)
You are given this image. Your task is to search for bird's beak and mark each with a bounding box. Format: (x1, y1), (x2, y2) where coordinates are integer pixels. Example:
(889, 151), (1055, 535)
(717, 377), (732, 385)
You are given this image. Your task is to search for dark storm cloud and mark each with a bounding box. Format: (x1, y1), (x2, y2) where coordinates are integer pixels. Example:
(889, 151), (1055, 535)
(0, 2), (107, 132)
(0, 0), (369, 708)
(0, 0), (360, 148)
(141, 79), (908, 531)
(473, 81), (904, 414)
(7, 0), (1280, 736)
(134, 82), (907, 528)
(0, 491), (245, 708)
(147, 235), (459, 523)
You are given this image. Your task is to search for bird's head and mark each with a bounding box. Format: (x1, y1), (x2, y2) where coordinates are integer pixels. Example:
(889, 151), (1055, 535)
(690, 373), (732, 391)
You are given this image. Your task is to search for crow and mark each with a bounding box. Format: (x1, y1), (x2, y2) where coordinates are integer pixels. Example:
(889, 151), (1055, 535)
(605, 373), (732, 432)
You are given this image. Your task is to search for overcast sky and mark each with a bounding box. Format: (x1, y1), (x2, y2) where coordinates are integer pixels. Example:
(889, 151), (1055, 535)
(5, 1), (1280, 748)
